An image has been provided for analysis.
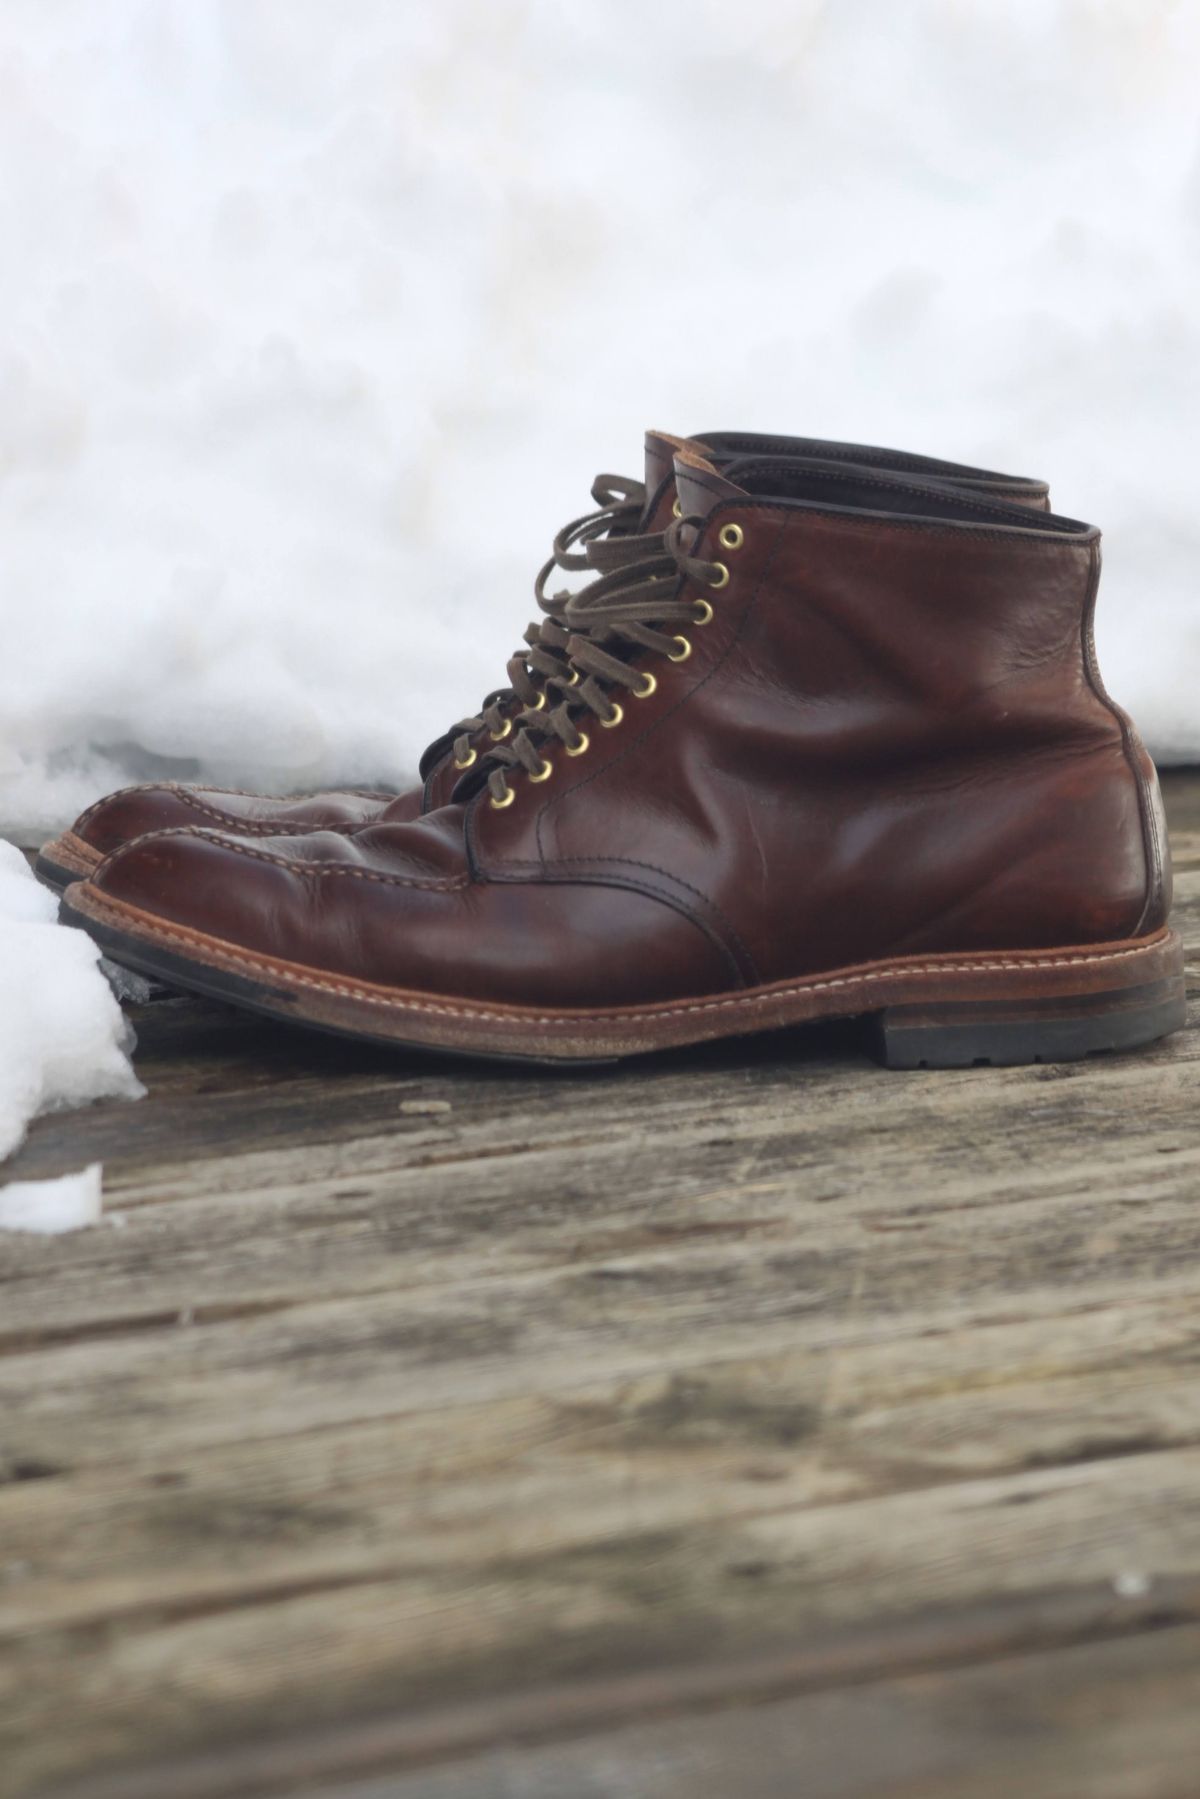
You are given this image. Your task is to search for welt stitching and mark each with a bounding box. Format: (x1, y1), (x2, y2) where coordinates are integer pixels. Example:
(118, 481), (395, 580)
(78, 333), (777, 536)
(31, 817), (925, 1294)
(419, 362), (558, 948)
(81, 894), (1172, 1028)
(53, 830), (101, 860)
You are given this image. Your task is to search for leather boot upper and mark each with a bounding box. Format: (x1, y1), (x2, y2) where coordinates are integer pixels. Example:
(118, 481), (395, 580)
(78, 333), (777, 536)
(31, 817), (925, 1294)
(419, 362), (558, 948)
(61, 432), (1052, 863)
(86, 450), (1169, 1012)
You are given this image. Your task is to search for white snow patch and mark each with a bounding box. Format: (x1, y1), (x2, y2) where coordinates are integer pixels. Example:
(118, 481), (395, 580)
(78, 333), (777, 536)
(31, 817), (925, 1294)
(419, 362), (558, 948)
(0, 1), (1197, 840)
(0, 1163), (103, 1236)
(0, 841), (144, 1168)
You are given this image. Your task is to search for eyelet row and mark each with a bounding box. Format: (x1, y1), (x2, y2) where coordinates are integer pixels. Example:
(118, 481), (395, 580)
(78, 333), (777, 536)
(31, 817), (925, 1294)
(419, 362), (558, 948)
(487, 526), (743, 808)
(453, 673), (557, 769)
(487, 678), (643, 807)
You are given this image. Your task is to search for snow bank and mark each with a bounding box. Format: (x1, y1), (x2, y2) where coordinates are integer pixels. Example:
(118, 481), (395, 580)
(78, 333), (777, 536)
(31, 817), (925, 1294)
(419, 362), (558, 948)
(0, 1164), (103, 1236)
(0, 842), (143, 1168)
(0, 1), (1197, 839)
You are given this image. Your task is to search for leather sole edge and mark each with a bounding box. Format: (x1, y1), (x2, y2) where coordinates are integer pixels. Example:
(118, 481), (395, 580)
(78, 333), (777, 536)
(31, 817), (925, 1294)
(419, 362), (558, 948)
(35, 832), (105, 892)
(60, 885), (1188, 1069)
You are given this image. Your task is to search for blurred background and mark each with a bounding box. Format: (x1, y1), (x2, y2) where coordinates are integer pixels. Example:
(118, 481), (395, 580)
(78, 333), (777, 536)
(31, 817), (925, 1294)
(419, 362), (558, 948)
(1, 0), (1197, 835)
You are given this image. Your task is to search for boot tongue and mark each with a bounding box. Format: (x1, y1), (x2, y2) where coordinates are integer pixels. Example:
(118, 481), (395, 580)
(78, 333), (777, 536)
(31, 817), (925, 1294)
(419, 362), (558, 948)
(643, 429), (693, 500)
(642, 430), (714, 530)
(672, 448), (748, 522)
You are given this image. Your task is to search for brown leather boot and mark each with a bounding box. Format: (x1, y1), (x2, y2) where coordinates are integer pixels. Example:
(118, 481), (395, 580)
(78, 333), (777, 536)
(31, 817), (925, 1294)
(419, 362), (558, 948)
(33, 467), (659, 890)
(36, 434), (1049, 892)
(63, 447), (1183, 1069)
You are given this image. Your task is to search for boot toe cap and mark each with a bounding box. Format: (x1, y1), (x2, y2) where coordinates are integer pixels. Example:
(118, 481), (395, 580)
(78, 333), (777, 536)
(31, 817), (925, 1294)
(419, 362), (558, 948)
(89, 828), (318, 965)
(74, 785), (211, 856)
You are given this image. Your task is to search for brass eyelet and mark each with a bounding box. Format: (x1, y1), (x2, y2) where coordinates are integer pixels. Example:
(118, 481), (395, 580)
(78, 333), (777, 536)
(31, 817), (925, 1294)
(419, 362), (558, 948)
(528, 758), (554, 783)
(601, 702), (624, 728)
(565, 732), (590, 758)
(668, 635), (692, 663)
(564, 669), (581, 687)
(531, 692), (547, 711)
(634, 671), (658, 700)
(491, 787), (515, 810)
(453, 746), (477, 770)
(671, 498), (682, 519)
(718, 523), (744, 552)
(708, 562), (730, 590)
(692, 598), (714, 627)
(489, 718), (513, 742)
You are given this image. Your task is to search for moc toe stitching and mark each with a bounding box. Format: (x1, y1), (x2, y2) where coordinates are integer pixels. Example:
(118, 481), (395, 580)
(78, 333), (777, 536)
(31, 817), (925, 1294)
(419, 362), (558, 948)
(93, 827), (470, 894)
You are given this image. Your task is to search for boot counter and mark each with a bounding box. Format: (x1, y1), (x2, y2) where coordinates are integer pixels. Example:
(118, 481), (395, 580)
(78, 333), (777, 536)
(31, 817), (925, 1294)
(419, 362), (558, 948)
(1126, 728), (1173, 935)
(1080, 569), (1172, 939)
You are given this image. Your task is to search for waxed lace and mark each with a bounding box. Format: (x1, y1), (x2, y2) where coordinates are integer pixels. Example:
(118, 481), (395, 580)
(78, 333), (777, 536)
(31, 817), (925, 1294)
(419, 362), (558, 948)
(479, 513), (726, 806)
(447, 474), (656, 762)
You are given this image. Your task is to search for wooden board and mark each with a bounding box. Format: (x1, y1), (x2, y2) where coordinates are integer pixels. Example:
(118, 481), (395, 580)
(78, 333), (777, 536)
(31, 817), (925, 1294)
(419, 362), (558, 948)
(1, 772), (1199, 1799)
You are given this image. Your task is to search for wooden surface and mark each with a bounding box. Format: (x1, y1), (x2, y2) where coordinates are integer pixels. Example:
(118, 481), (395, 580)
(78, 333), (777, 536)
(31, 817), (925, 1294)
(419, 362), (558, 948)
(1, 773), (1198, 1799)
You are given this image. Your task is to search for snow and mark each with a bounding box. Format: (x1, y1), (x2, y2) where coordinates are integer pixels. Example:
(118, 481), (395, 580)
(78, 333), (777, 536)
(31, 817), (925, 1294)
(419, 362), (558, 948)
(0, 0), (1197, 842)
(0, 1164), (103, 1236)
(0, 841), (143, 1172)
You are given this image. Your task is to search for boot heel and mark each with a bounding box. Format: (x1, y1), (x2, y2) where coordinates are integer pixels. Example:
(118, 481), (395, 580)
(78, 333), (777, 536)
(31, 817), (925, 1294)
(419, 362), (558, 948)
(873, 974), (1187, 1070)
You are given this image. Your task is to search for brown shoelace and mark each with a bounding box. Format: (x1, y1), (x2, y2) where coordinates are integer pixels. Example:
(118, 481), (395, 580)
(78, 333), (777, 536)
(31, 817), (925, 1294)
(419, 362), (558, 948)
(477, 513), (728, 808)
(447, 474), (656, 770)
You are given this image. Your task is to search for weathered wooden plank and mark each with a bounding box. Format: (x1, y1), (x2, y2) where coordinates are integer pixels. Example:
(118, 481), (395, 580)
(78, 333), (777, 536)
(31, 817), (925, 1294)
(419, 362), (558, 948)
(0, 779), (1196, 1798)
(5, 1336), (1200, 1786)
(1, 987), (1196, 1346)
(6, 854), (1197, 1196)
(301, 1624), (1200, 1799)
(5, 1301), (1200, 1628)
(5, 1149), (1200, 1482)
(29, 1591), (1200, 1799)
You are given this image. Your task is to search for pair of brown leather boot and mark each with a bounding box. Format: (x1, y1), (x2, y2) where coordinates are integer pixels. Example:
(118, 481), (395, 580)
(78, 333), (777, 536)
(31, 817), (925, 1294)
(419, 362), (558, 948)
(48, 430), (1184, 1069)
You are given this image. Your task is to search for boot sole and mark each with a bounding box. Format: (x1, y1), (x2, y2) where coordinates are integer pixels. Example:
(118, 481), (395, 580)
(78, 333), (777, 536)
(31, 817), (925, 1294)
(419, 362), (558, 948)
(60, 884), (1187, 1070)
(35, 831), (104, 893)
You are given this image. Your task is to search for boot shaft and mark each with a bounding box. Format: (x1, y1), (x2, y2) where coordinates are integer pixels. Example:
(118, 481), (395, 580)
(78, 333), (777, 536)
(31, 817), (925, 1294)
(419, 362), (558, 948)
(471, 451), (1169, 981)
(420, 428), (1053, 811)
(644, 429), (1051, 522)
(69, 439), (1182, 1067)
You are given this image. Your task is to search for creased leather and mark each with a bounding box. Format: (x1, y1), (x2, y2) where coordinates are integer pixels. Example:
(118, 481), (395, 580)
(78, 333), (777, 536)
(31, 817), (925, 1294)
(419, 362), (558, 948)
(62, 434), (1054, 860)
(87, 451), (1167, 1012)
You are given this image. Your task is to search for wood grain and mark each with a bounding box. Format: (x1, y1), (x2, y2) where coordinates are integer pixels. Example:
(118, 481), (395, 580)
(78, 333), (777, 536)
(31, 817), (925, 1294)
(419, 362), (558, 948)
(2, 771), (1198, 1799)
